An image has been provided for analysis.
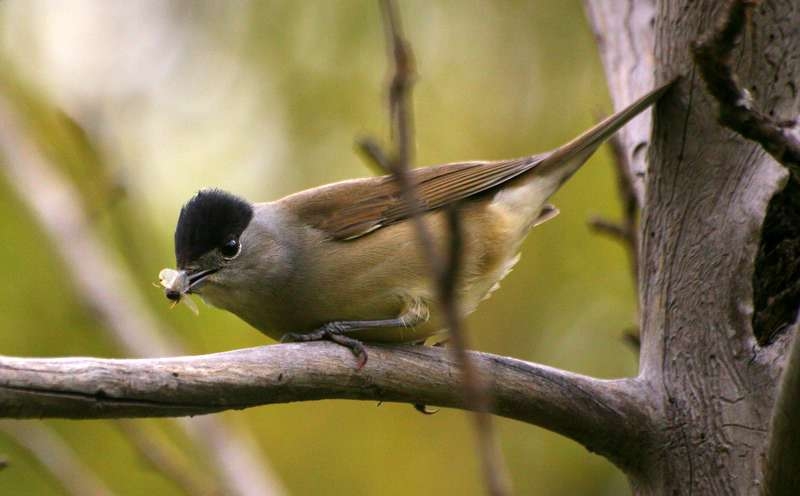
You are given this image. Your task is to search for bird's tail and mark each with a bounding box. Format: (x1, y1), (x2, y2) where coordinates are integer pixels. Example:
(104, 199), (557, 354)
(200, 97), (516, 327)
(538, 78), (676, 183)
(491, 79), (675, 232)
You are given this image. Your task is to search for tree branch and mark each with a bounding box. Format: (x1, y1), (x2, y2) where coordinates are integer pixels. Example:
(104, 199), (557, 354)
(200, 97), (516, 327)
(692, 0), (800, 180)
(0, 343), (650, 470)
(368, 2), (512, 493)
(587, 130), (640, 288)
(587, 123), (642, 351)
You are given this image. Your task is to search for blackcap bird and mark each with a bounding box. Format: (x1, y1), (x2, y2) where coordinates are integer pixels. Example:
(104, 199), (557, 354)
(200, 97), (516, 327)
(162, 81), (673, 366)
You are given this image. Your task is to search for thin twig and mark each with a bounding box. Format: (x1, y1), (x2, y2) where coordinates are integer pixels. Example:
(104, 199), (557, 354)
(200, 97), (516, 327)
(0, 421), (116, 496)
(587, 114), (642, 348)
(588, 216), (629, 242)
(0, 95), (286, 496)
(693, 0), (800, 180)
(377, 0), (440, 271)
(608, 131), (641, 285)
(374, 2), (512, 494)
(439, 206), (513, 494)
(587, 114), (640, 288)
(356, 136), (392, 174)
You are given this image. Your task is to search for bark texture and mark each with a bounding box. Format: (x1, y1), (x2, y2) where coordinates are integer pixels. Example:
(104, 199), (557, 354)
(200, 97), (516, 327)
(590, 0), (800, 494)
(0, 343), (653, 470)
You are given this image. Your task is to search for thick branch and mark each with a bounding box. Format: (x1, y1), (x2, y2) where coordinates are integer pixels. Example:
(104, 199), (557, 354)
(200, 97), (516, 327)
(0, 343), (650, 470)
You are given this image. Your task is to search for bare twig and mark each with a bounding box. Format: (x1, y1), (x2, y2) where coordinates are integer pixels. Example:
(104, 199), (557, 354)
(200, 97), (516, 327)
(592, 109), (641, 284)
(439, 206), (513, 494)
(692, 0), (800, 180)
(606, 130), (641, 286)
(116, 420), (217, 496)
(587, 119), (643, 348)
(0, 421), (116, 496)
(621, 327), (641, 352)
(0, 95), (286, 496)
(376, 0), (440, 271)
(356, 136), (392, 174)
(0, 343), (652, 471)
(371, 1), (512, 493)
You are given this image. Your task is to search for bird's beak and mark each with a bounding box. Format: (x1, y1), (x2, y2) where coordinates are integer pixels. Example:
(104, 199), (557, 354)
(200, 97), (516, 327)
(185, 267), (219, 293)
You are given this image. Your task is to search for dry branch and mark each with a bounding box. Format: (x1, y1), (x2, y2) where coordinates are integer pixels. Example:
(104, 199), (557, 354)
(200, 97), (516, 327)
(587, 130), (641, 287)
(371, 1), (511, 493)
(0, 343), (651, 470)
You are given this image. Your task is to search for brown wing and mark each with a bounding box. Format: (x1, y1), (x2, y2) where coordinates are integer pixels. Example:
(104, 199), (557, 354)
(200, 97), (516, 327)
(281, 80), (676, 240)
(282, 155), (545, 240)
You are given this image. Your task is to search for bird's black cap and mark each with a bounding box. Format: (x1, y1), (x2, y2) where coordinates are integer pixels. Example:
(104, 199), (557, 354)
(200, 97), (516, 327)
(174, 189), (254, 268)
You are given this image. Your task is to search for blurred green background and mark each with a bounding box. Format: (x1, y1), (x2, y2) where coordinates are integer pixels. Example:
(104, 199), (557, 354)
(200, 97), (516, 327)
(0, 1), (638, 495)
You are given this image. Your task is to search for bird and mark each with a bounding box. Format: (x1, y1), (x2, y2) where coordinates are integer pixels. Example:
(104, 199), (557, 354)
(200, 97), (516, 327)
(163, 80), (673, 367)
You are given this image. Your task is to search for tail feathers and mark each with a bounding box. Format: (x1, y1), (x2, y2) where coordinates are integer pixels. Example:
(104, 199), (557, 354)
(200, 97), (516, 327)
(540, 78), (676, 177)
(490, 79), (675, 227)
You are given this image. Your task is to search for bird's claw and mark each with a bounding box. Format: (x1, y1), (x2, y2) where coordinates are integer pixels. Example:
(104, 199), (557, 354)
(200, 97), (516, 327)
(280, 323), (368, 370)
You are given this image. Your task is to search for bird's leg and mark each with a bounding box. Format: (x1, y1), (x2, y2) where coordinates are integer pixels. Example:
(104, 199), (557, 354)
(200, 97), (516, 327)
(281, 300), (429, 369)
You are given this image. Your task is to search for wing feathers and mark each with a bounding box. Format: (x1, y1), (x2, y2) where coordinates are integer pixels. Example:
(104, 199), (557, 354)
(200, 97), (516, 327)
(312, 156), (543, 240)
(284, 80), (675, 241)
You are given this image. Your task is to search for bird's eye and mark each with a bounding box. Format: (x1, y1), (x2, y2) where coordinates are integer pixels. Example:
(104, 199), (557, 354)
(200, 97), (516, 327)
(219, 238), (241, 259)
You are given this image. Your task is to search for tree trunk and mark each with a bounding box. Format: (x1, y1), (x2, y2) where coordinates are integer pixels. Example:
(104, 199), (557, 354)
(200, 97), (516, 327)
(591, 0), (800, 494)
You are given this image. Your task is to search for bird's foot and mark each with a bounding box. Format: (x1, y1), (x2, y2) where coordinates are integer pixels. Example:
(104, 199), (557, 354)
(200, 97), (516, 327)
(281, 322), (368, 370)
